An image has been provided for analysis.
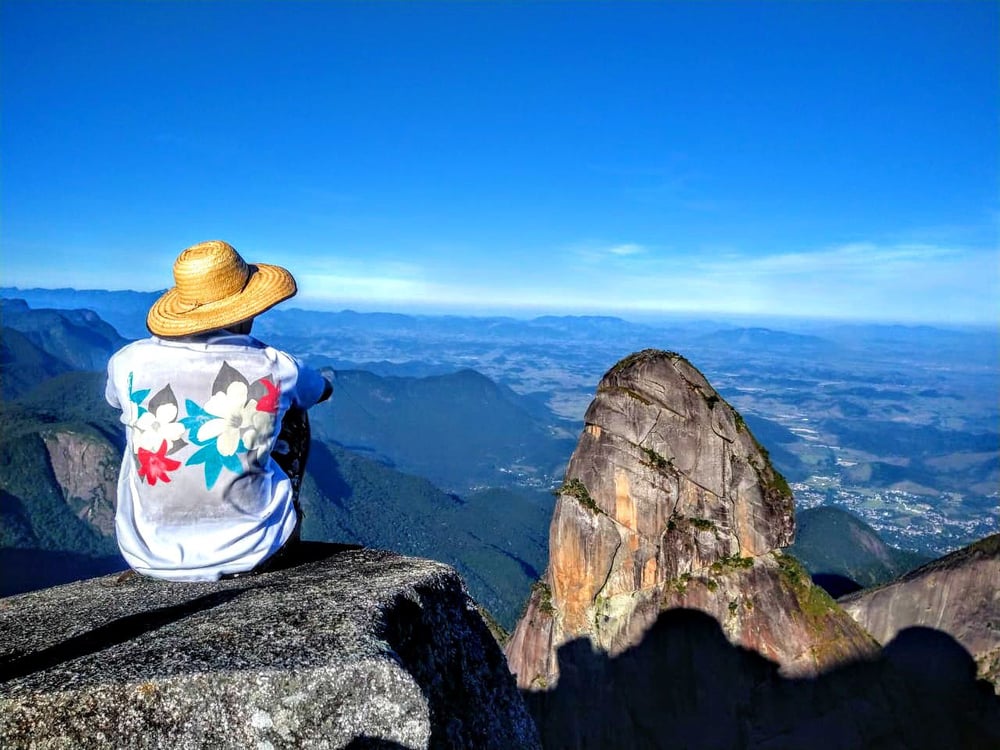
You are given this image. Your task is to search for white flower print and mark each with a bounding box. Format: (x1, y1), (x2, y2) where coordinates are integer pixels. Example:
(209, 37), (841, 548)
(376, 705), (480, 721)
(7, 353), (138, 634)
(134, 403), (186, 453)
(197, 381), (259, 457)
(242, 410), (276, 454)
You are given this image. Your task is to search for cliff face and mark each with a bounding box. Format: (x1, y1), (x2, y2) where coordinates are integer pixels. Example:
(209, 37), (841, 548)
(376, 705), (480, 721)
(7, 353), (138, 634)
(0, 543), (540, 749)
(840, 534), (1000, 691)
(43, 430), (119, 537)
(506, 350), (875, 690)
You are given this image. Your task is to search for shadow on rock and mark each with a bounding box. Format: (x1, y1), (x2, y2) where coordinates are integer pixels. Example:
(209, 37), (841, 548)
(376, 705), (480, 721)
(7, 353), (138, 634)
(810, 572), (863, 598)
(344, 739), (414, 749)
(383, 586), (540, 748)
(524, 608), (1000, 750)
(0, 588), (247, 683)
(266, 539), (363, 573)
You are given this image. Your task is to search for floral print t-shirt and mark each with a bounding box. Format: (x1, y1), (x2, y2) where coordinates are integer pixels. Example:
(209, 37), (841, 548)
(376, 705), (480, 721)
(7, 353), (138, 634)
(105, 332), (328, 580)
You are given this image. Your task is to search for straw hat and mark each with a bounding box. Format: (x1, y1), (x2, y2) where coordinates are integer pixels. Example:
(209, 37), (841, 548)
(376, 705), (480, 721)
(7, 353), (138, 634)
(147, 240), (297, 337)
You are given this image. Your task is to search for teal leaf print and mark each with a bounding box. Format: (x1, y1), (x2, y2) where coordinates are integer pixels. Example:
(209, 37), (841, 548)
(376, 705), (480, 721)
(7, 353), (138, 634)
(221, 450), (243, 474)
(181, 399), (214, 445)
(187, 444), (226, 489)
(127, 372), (151, 417)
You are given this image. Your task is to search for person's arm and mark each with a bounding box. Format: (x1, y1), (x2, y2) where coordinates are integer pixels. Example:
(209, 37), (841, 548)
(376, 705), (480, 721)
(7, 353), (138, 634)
(318, 376), (333, 403)
(285, 355), (332, 409)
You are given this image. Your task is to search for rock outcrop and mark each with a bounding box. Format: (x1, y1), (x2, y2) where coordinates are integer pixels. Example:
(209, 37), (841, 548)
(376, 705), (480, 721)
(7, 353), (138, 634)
(506, 350), (876, 691)
(0, 543), (540, 749)
(43, 430), (119, 536)
(840, 533), (1000, 691)
(503, 351), (1000, 748)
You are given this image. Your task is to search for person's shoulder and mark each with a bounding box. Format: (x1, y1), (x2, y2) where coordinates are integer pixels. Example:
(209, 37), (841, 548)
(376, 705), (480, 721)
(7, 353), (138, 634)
(106, 337), (160, 383)
(110, 336), (158, 360)
(250, 337), (295, 361)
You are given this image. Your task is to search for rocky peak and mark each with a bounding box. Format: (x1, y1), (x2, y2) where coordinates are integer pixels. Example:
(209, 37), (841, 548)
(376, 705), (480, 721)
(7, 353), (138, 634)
(505, 349), (894, 742)
(579, 348), (794, 571)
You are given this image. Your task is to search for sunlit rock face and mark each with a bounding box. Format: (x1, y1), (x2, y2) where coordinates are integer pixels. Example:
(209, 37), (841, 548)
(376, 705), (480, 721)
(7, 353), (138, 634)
(506, 349), (875, 691)
(841, 533), (1000, 692)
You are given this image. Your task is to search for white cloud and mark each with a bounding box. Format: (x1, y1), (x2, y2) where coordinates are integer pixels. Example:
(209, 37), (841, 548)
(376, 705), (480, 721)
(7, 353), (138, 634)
(568, 241), (653, 264)
(708, 242), (961, 278)
(289, 240), (998, 323)
(651, 242), (1000, 322)
(34, 237), (985, 323)
(607, 243), (647, 256)
(298, 272), (430, 301)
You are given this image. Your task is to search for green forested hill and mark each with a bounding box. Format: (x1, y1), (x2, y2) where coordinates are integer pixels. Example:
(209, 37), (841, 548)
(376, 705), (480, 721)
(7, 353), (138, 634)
(1, 299), (127, 371)
(0, 327), (74, 400)
(0, 370), (121, 557)
(787, 506), (929, 591)
(0, 378), (126, 595)
(301, 439), (551, 630)
(311, 368), (575, 492)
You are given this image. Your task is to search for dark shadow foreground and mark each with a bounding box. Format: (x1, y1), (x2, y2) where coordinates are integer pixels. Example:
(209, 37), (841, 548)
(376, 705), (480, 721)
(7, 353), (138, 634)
(524, 608), (1000, 750)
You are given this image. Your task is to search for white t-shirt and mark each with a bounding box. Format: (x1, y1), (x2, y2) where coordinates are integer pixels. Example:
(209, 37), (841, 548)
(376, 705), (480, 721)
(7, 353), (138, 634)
(105, 332), (328, 580)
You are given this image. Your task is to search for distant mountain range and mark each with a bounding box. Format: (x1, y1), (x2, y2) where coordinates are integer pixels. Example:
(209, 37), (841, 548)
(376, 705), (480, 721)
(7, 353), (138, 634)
(2, 289), (997, 631)
(698, 326), (832, 352)
(1, 298), (127, 370)
(0, 288), (159, 340)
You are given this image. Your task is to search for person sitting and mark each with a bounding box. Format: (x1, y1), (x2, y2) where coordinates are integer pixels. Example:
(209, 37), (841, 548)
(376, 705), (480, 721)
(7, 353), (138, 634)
(105, 240), (332, 580)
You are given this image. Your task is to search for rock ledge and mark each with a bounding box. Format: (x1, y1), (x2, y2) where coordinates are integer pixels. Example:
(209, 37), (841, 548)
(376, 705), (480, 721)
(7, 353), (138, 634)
(0, 543), (539, 749)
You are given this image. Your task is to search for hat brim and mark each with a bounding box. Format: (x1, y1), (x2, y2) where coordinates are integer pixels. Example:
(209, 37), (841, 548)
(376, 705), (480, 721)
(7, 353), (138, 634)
(147, 262), (297, 337)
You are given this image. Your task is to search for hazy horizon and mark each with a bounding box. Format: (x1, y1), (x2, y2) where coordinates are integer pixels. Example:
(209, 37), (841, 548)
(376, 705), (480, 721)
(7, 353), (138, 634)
(5, 283), (999, 331)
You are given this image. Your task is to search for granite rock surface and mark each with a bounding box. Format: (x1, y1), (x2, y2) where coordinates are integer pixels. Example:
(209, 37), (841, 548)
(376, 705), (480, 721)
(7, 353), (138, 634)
(506, 349), (874, 691)
(0, 543), (540, 749)
(42, 430), (119, 537)
(840, 533), (1000, 692)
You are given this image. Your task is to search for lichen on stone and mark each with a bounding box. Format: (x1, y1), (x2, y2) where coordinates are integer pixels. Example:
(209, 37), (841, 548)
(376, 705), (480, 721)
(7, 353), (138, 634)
(639, 445), (674, 473)
(531, 580), (556, 615)
(775, 551), (838, 621)
(690, 517), (716, 532)
(554, 478), (601, 514)
(710, 554), (755, 576)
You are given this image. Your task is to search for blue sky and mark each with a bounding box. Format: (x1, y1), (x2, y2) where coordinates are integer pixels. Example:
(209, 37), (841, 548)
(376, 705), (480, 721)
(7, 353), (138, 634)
(2, 1), (997, 323)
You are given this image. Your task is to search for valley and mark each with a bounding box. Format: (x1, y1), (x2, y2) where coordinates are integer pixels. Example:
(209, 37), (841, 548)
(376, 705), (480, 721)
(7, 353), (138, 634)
(255, 306), (999, 557)
(2, 290), (997, 619)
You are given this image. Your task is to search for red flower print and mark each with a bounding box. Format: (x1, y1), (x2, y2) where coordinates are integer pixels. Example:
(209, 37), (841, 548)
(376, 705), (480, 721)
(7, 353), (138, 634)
(256, 378), (279, 414)
(138, 440), (182, 486)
